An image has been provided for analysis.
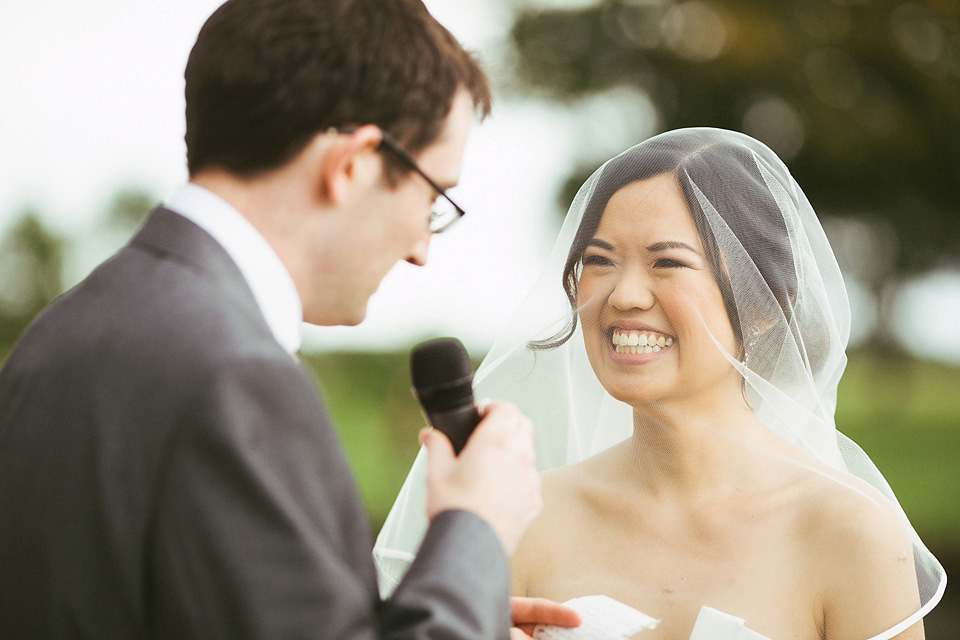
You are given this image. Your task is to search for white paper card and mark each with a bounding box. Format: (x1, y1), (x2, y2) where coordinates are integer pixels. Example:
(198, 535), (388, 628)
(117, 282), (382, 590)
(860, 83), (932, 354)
(688, 606), (771, 640)
(533, 595), (659, 640)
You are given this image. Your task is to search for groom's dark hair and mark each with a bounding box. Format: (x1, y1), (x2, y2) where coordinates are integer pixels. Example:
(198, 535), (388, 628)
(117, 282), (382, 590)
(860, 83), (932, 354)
(184, 0), (491, 180)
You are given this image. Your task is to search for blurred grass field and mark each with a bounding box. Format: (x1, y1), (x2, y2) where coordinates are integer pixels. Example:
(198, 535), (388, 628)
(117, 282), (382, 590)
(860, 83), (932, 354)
(305, 349), (960, 542)
(838, 351), (960, 549)
(302, 350), (425, 530)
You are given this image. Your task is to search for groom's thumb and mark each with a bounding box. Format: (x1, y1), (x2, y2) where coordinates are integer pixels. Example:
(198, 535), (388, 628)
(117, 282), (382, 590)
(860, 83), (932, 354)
(422, 427), (456, 472)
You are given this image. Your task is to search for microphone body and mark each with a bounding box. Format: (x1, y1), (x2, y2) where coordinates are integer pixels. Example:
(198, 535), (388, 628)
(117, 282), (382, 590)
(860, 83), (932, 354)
(410, 338), (481, 455)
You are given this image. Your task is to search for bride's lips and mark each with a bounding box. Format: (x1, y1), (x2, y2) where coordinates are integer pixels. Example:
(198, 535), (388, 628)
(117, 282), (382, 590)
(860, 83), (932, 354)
(606, 324), (676, 364)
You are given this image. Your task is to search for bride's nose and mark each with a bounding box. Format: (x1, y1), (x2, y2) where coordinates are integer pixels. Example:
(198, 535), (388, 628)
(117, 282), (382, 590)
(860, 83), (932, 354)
(607, 268), (655, 311)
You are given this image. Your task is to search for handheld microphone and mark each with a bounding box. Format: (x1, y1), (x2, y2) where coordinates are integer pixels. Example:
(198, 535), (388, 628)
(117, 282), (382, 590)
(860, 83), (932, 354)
(410, 337), (480, 455)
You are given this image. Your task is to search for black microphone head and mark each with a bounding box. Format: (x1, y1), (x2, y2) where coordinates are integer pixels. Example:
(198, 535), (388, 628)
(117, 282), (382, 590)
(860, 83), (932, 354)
(410, 337), (480, 455)
(410, 338), (473, 390)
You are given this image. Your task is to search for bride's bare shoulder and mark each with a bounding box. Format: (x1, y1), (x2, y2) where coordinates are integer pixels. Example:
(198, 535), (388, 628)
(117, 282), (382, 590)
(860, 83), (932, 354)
(792, 460), (920, 626)
(762, 436), (909, 549)
(794, 460), (910, 547)
(535, 453), (608, 524)
(806, 474), (923, 637)
(539, 446), (628, 512)
(510, 449), (621, 594)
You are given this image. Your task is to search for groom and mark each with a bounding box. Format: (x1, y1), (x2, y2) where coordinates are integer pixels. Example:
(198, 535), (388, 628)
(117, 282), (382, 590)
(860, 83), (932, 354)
(0, 0), (577, 638)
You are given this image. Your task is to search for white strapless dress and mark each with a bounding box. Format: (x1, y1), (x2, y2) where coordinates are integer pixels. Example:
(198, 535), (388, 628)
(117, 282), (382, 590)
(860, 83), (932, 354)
(689, 606), (771, 640)
(531, 597), (771, 640)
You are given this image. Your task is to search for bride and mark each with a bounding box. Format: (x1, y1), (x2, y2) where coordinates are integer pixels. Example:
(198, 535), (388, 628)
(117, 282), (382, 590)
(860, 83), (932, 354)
(375, 128), (945, 639)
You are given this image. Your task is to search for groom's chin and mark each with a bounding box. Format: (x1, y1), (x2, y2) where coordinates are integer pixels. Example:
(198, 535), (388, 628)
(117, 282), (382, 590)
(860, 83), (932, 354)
(303, 304), (367, 328)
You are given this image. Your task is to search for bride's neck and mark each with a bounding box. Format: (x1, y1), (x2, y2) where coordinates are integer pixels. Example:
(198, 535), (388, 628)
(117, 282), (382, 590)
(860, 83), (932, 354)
(618, 394), (767, 500)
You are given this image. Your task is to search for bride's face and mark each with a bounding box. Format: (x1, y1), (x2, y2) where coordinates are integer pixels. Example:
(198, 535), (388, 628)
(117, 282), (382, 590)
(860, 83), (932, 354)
(577, 173), (740, 408)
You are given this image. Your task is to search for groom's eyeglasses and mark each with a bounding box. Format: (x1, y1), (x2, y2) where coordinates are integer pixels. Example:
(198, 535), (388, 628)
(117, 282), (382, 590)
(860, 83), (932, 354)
(333, 127), (466, 233)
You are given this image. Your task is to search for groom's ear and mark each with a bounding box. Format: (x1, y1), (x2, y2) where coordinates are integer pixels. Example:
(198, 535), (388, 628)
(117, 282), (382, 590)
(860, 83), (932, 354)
(309, 125), (384, 206)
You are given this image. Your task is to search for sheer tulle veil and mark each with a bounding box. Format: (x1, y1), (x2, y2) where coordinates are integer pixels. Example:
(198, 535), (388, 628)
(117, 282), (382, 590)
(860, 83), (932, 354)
(375, 128), (945, 637)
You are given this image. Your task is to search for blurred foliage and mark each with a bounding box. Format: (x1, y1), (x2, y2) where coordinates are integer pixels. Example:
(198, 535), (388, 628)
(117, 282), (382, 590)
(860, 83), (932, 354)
(0, 209), (64, 359)
(106, 187), (154, 230)
(301, 351), (427, 528)
(0, 188), (155, 359)
(508, 0), (960, 282)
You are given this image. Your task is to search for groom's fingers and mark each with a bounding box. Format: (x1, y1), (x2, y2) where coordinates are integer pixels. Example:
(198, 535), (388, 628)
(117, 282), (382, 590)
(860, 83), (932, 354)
(422, 428), (455, 468)
(422, 400), (540, 551)
(511, 596), (582, 630)
(422, 428), (458, 522)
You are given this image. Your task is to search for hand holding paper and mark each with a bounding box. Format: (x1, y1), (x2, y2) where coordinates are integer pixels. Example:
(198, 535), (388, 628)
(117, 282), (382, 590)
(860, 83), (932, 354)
(511, 596), (583, 636)
(532, 596), (658, 640)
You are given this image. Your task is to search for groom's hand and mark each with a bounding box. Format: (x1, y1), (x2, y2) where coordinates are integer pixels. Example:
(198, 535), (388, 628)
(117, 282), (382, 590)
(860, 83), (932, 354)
(510, 597), (582, 638)
(421, 401), (541, 555)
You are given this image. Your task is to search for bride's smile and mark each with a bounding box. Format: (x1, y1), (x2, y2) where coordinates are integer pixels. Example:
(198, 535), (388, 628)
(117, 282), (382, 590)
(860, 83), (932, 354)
(609, 326), (676, 363)
(610, 328), (675, 354)
(576, 173), (740, 408)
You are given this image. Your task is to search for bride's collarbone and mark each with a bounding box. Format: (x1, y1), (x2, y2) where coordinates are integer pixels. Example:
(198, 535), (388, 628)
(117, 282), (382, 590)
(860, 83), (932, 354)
(537, 564), (820, 640)
(571, 477), (800, 540)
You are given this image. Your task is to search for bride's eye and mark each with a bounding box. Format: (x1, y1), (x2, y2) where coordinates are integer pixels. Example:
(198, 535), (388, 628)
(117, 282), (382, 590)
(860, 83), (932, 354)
(653, 257), (688, 269)
(582, 254), (613, 267)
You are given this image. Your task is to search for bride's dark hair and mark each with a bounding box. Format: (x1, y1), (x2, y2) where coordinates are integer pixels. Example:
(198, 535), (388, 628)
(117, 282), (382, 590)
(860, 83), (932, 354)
(530, 130), (798, 351)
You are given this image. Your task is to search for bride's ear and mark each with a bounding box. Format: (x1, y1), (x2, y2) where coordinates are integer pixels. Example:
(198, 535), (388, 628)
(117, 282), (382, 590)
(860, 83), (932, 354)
(312, 125), (383, 205)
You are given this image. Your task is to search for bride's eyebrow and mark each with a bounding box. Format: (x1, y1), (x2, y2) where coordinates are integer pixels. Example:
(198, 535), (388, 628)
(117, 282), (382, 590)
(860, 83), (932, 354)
(585, 238), (614, 251)
(647, 240), (700, 254)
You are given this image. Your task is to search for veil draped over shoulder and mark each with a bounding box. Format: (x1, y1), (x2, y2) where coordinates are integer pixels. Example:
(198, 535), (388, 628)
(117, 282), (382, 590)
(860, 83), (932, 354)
(375, 128), (945, 639)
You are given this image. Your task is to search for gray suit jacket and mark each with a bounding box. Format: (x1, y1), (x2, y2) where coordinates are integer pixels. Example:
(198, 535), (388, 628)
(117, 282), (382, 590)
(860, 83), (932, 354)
(0, 207), (510, 639)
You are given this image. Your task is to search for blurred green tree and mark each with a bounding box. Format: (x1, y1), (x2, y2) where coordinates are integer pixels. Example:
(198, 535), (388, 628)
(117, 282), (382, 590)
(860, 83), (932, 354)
(0, 187), (156, 359)
(0, 209), (64, 357)
(508, 0), (960, 347)
(105, 187), (155, 230)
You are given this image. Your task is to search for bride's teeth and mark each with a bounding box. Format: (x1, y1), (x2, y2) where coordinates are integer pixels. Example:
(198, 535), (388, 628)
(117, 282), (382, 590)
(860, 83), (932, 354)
(612, 330), (674, 353)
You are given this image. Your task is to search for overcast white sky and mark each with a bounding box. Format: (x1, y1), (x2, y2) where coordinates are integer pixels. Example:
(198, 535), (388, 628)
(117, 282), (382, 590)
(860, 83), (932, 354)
(2, 0), (958, 362)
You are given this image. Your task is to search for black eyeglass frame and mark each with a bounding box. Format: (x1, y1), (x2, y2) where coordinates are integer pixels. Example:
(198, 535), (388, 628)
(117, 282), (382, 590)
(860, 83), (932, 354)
(334, 127), (466, 233)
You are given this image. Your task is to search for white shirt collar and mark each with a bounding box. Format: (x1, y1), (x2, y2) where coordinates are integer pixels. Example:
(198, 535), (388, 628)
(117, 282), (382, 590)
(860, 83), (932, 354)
(163, 183), (303, 355)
